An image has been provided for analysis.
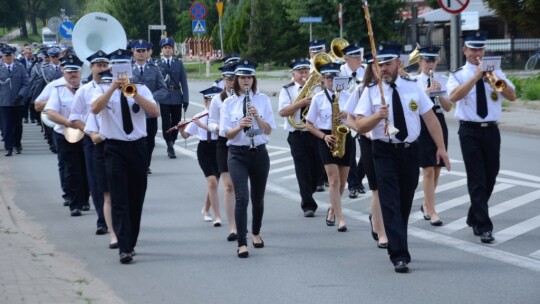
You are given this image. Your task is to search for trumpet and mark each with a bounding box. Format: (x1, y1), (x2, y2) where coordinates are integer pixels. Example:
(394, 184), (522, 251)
(118, 72), (137, 98)
(166, 113), (208, 133)
(477, 57), (507, 93)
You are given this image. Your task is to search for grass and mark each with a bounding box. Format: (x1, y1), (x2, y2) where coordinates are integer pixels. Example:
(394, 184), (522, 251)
(184, 61), (290, 80)
(508, 73), (540, 101)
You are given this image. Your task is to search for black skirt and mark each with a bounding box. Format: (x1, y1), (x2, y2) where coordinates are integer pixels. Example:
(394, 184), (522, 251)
(419, 110), (448, 168)
(197, 140), (219, 177)
(318, 129), (354, 167)
(360, 135), (377, 190)
(93, 141), (108, 193)
(216, 136), (229, 173)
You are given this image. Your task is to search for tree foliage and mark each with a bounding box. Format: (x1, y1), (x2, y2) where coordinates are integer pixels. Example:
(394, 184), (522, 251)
(483, 0), (540, 36)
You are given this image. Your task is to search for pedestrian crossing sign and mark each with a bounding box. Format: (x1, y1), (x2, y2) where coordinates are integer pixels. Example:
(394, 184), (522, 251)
(192, 20), (206, 34)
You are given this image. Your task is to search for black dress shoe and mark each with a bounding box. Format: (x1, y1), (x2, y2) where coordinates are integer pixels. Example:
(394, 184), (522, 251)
(369, 214), (379, 241)
(430, 219), (443, 226)
(481, 231), (495, 243)
(337, 225), (347, 232)
(357, 188), (366, 194)
(95, 227), (108, 235)
(253, 236), (264, 248)
(315, 185), (325, 192)
(303, 210), (315, 218)
(472, 225), (481, 236)
(348, 189), (358, 199)
(420, 205), (430, 220)
(325, 208), (335, 226)
(70, 209), (82, 217)
(227, 232), (238, 242)
(63, 200), (71, 207)
(82, 204), (90, 211)
(4, 150), (12, 157)
(119, 252), (133, 264)
(109, 242), (118, 249)
(394, 261), (409, 273)
(237, 248), (249, 258)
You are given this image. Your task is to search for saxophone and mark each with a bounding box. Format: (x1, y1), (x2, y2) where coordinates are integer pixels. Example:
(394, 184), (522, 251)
(330, 89), (350, 158)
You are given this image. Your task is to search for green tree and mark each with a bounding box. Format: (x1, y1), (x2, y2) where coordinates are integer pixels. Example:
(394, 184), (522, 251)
(483, 0), (540, 37)
(0, 0), (23, 30)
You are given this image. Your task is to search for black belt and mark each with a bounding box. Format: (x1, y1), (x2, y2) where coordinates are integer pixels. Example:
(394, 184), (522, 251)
(229, 144), (265, 151)
(376, 139), (417, 149)
(168, 86), (181, 91)
(459, 121), (498, 128)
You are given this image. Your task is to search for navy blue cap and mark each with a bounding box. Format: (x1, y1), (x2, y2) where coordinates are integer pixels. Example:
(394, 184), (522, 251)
(222, 53), (240, 65)
(98, 70), (113, 82)
(463, 31), (487, 49)
(309, 40), (326, 52)
(132, 39), (149, 50)
(86, 50), (110, 64)
(218, 62), (237, 76)
(418, 46), (440, 60)
(160, 37), (175, 48)
(342, 43), (362, 57)
(376, 42), (402, 64)
(147, 42), (153, 50)
(363, 53), (374, 64)
(235, 59), (258, 76)
(47, 46), (62, 57)
(289, 58), (311, 70)
(107, 49), (133, 62)
(319, 62), (341, 77)
(60, 54), (84, 71)
(200, 86), (223, 99)
(1, 46), (15, 55)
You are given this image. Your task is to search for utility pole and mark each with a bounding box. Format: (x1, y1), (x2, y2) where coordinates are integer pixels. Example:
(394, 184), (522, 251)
(159, 0), (165, 38)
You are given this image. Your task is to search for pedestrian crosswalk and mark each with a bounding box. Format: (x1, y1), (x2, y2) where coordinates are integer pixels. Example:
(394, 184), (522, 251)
(170, 136), (540, 267)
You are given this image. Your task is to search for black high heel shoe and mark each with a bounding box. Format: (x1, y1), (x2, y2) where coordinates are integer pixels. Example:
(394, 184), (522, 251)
(368, 214), (379, 241)
(326, 208), (335, 226)
(420, 205), (430, 220)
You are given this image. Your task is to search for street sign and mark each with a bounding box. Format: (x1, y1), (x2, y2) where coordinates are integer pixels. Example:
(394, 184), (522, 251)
(59, 21), (74, 39)
(149, 24), (166, 30)
(461, 11), (479, 30)
(437, 0), (470, 14)
(190, 2), (208, 20)
(192, 20), (206, 34)
(299, 17), (322, 23)
(47, 16), (62, 32)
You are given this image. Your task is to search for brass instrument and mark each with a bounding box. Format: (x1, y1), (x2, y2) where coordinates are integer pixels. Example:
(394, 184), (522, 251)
(330, 38), (349, 62)
(117, 72), (137, 98)
(244, 85), (257, 150)
(330, 87), (350, 158)
(477, 57), (507, 96)
(287, 53), (333, 129)
(428, 69), (440, 107)
(405, 43), (421, 68)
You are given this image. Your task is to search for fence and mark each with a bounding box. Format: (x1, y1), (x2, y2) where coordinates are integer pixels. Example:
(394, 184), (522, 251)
(181, 37), (218, 61)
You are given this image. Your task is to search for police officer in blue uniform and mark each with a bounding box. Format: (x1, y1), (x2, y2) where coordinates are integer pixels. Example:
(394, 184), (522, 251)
(0, 46), (30, 156)
(131, 39), (167, 174)
(447, 31), (517, 244)
(278, 58), (323, 217)
(355, 42), (450, 273)
(157, 37), (189, 159)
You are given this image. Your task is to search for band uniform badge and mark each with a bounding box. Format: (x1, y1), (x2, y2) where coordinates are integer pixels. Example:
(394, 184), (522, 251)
(409, 99), (418, 111)
(490, 91), (498, 101)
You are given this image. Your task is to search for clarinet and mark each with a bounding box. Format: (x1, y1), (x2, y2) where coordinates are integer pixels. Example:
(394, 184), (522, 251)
(244, 85), (257, 151)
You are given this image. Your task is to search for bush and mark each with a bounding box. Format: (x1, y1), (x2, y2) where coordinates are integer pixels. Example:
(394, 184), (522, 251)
(508, 73), (540, 101)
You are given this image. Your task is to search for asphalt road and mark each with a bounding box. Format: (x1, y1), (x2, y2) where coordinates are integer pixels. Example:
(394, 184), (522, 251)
(3, 79), (540, 304)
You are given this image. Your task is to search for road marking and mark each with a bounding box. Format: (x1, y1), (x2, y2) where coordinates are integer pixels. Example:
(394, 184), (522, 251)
(413, 178), (468, 201)
(269, 165), (295, 174)
(529, 249), (540, 260)
(270, 156), (293, 166)
(494, 214), (540, 245)
(268, 150), (290, 157)
(499, 170), (540, 182)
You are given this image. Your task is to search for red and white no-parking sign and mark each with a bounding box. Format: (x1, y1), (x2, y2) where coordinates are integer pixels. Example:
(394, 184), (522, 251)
(437, 0), (470, 14)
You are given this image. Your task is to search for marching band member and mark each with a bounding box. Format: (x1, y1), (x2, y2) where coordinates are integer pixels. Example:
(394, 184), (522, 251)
(355, 43), (450, 273)
(213, 53), (239, 89)
(220, 59), (276, 258)
(91, 48), (159, 264)
(278, 58), (323, 217)
(131, 39), (167, 175)
(208, 62), (238, 241)
(179, 87), (222, 227)
(305, 62), (352, 232)
(69, 50), (111, 234)
(45, 54), (88, 217)
(447, 31), (516, 244)
(413, 46), (452, 227)
(157, 37), (189, 159)
(0, 46), (29, 157)
(344, 53), (388, 248)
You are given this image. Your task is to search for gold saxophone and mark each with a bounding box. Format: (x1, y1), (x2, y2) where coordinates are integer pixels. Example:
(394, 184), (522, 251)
(330, 90), (350, 158)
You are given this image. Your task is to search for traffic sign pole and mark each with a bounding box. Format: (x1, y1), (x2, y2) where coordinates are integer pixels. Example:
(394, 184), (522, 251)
(437, 0), (469, 71)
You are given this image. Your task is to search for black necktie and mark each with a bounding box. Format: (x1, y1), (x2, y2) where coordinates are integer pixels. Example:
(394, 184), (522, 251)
(352, 72), (357, 78)
(7, 66), (11, 73)
(140, 67), (144, 77)
(55, 66), (58, 72)
(476, 78), (488, 119)
(120, 93), (134, 134)
(390, 83), (408, 142)
(167, 59), (171, 68)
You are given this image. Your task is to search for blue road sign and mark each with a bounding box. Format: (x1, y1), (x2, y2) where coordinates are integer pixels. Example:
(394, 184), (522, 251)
(192, 20), (206, 34)
(299, 17), (322, 23)
(59, 21), (74, 39)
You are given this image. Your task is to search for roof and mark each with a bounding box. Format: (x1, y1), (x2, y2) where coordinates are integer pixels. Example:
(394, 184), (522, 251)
(420, 0), (496, 23)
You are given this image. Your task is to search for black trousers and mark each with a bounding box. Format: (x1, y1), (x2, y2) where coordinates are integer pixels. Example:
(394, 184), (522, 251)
(57, 134), (89, 211)
(228, 145), (270, 247)
(0, 105), (24, 151)
(105, 138), (148, 254)
(287, 131), (323, 212)
(372, 140), (419, 265)
(82, 136), (106, 228)
(160, 104), (181, 143)
(459, 123), (500, 233)
(146, 117), (158, 169)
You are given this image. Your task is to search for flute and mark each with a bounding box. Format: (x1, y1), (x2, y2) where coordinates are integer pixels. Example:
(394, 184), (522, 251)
(166, 113), (209, 133)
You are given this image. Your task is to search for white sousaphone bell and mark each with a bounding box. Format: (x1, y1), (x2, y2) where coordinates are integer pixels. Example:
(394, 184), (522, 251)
(60, 12), (128, 143)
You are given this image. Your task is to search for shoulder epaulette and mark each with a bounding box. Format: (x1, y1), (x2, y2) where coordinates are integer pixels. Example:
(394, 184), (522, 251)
(283, 82), (295, 89)
(400, 76), (417, 82)
(367, 82), (377, 88)
(451, 67), (463, 73)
